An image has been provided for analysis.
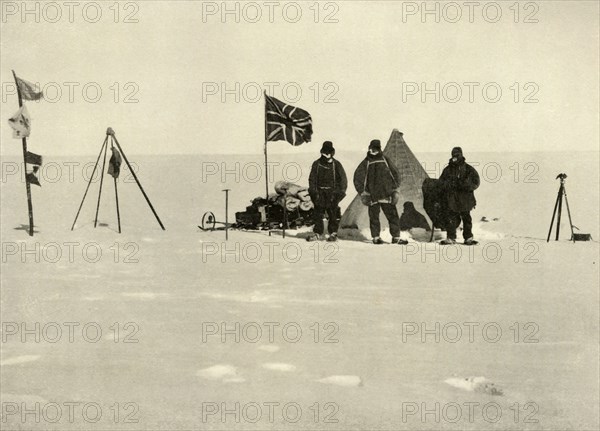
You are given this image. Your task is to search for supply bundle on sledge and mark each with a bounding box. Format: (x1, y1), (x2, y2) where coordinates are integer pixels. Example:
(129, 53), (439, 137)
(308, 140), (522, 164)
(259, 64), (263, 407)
(234, 182), (315, 229)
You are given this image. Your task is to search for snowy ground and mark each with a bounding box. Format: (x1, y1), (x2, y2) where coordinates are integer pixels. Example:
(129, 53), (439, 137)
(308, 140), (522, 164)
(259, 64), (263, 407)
(1, 151), (598, 430)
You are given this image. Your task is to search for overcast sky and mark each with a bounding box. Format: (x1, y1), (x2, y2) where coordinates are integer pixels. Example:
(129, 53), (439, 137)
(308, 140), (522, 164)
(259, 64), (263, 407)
(1, 0), (598, 156)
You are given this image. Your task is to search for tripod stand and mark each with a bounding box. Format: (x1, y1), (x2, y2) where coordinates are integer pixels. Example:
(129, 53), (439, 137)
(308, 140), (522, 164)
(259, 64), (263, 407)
(547, 173), (574, 242)
(71, 127), (165, 233)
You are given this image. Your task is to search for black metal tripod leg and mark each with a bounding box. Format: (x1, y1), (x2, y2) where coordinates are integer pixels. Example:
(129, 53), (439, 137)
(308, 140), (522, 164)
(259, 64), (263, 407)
(547, 191), (561, 242)
(555, 186), (563, 241)
(563, 188), (575, 242)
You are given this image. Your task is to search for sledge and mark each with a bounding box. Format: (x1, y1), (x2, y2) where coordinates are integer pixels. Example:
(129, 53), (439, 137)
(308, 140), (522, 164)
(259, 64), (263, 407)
(197, 211), (280, 232)
(198, 182), (315, 239)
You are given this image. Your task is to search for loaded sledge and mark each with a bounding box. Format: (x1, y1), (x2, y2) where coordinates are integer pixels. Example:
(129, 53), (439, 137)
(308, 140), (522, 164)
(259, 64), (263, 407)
(199, 181), (316, 232)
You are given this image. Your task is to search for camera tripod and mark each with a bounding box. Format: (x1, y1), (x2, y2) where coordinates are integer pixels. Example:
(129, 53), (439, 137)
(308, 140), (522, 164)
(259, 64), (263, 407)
(547, 173), (575, 242)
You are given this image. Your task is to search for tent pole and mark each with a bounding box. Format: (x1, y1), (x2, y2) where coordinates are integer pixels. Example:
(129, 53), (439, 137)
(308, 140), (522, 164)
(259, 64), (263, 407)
(94, 136), (109, 228)
(111, 134), (165, 230)
(71, 136), (108, 230)
(12, 70), (34, 236)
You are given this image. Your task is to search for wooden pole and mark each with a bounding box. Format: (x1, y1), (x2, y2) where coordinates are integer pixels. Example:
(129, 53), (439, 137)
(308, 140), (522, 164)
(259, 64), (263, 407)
(71, 136), (108, 230)
(264, 91), (269, 200)
(12, 70), (34, 236)
(94, 136), (109, 228)
(111, 133), (165, 230)
(111, 138), (122, 234)
(223, 189), (230, 241)
(264, 142), (269, 200)
(113, 178), (122, 233)
(264, 91), (270, 229)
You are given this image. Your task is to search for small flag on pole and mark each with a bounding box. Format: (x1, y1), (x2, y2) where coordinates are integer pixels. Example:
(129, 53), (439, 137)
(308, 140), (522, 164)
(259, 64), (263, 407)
(8, 105), (31, 138)
(265, 94), (313, 146)
(26, 166), (41, 187)
(108, 147), (122, 178)
(15, 75), (43, 101)
(25, 151), (42, 166)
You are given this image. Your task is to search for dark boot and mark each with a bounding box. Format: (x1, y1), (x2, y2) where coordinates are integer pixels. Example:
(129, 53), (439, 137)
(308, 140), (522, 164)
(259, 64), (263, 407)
(440, 238), (457, 245)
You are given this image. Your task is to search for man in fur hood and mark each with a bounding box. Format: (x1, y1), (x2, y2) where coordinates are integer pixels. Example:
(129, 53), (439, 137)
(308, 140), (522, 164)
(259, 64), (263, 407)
(353, 139), (407, 245)
(307, 141), (347, 242)
(439, 147), (480, 245)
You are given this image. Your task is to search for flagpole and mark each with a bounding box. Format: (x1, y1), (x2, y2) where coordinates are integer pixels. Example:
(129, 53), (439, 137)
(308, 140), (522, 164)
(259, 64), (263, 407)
(12, 70), (34, 236)
(264, 91), (270, 227)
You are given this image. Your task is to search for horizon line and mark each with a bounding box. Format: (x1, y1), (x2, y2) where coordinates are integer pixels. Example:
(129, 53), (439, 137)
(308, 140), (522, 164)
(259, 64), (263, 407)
(1, 149), (598, 158)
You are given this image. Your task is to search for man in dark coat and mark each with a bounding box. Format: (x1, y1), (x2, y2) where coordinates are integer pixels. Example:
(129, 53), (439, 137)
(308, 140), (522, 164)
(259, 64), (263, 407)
(353, 139), (408, 245)
(307, 141), (347, 242)
(439, 147), (480, 245)
(422, 178), (450, 231)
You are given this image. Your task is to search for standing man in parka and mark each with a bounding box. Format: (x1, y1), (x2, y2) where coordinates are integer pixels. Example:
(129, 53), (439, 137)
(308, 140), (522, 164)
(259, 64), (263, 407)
(439, 147), (480, 245)
(353, 139), (408, 245)
(307, 141), (347, 242)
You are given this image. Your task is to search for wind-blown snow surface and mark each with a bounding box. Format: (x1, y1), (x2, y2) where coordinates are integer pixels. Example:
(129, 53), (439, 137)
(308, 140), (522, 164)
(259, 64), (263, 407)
(1, 151), (598, 430)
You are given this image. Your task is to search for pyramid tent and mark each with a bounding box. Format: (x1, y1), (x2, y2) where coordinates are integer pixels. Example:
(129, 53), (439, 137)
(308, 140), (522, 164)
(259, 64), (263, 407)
(338, 129), (431, 240)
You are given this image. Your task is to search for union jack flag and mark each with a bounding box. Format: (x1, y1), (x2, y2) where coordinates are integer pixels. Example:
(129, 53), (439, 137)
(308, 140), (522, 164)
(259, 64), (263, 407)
(15, 75), (43, 101)
(265, 94), (313, 146)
